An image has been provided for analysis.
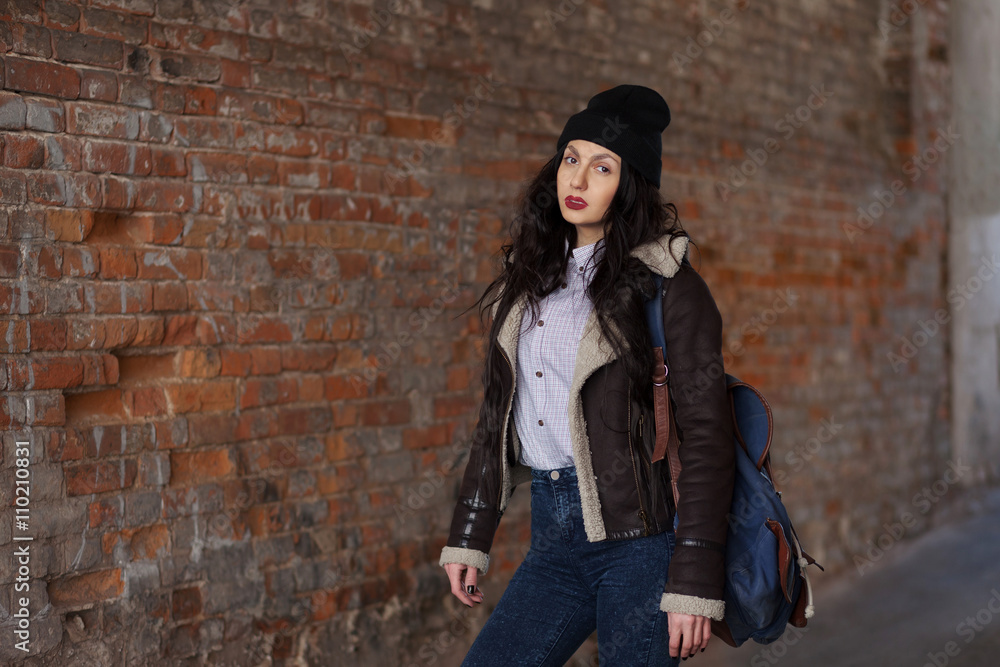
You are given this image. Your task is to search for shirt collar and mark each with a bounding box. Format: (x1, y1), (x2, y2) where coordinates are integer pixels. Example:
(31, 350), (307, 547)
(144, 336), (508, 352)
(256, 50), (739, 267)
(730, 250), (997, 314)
(565, 236), (605, 269)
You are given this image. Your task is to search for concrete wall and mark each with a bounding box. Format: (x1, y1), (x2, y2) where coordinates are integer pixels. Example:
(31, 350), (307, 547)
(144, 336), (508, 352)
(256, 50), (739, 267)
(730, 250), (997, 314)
(949, 0), (1000, 479)
(0, 0), (990, 664)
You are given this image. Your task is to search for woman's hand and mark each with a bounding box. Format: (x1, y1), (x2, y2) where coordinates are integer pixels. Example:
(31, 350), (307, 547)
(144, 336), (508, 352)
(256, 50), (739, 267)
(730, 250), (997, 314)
(667, 612), (711, 659)
(443, 562), (485, 607)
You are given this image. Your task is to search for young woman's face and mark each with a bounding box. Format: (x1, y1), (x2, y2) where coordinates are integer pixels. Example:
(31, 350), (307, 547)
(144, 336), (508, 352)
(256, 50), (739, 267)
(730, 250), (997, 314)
(557, 139), (622, 245)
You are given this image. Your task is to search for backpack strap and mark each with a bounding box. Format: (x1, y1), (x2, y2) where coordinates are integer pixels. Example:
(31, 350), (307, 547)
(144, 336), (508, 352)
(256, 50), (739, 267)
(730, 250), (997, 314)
(644, 273), (682, 509)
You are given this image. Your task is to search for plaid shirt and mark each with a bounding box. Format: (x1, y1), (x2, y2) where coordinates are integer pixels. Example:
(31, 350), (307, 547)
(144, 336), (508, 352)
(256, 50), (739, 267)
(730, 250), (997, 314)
(513, 237), (606, 470)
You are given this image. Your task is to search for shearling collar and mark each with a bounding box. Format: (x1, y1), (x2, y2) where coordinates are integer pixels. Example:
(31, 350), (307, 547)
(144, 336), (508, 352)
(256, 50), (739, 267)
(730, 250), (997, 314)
(494, 233), (690, 543)
(496, 234), (688, 363)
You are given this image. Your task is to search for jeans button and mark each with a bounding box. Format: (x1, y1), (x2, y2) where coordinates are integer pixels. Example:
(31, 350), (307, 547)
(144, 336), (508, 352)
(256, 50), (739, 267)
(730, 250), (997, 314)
(550, 470), (559, 480)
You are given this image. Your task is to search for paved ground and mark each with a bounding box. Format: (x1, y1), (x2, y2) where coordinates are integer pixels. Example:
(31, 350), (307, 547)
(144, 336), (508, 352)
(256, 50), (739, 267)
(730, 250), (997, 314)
(693, 488), (1000, 667)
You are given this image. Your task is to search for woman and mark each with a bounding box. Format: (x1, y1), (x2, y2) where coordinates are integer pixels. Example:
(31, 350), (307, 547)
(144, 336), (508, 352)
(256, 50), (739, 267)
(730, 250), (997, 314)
(438, 85), (736, 665)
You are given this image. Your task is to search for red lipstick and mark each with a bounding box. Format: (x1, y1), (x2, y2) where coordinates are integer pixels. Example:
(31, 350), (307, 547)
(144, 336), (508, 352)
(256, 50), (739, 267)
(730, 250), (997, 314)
(565, 196), (588, 210)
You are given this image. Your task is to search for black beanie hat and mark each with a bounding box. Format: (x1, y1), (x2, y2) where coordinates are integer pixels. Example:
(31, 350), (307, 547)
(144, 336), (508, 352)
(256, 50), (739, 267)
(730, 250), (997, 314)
(555, 84), (671, 187)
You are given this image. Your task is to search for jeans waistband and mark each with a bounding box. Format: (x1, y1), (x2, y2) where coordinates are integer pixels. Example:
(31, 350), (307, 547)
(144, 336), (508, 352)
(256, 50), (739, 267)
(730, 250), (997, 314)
(530, 464), (577, 480)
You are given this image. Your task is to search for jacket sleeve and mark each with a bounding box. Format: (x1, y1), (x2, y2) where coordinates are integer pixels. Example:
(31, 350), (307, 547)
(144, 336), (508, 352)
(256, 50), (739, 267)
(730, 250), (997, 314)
(657, 263), (736, 621)
(438, 408), (505, 574)
(439, 293), (510, 575)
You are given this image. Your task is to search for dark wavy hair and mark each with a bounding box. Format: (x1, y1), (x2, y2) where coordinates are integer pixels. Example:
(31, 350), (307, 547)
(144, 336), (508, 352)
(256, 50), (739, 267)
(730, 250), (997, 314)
(460, 148), (693, 508)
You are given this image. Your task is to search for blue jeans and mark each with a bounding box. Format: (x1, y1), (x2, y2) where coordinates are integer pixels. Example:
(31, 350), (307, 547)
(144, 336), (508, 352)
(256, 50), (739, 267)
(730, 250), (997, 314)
(462, 465), (681, 666)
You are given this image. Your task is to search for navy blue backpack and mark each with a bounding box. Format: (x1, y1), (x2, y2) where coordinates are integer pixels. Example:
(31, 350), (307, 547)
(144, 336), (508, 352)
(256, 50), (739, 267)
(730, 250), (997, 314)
(645, 273), (823, 647)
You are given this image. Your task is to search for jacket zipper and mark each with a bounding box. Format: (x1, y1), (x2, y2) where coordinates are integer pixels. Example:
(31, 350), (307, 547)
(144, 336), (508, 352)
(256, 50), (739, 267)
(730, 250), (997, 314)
(497, 344), (516, 510)
(627, 385), (652, 536)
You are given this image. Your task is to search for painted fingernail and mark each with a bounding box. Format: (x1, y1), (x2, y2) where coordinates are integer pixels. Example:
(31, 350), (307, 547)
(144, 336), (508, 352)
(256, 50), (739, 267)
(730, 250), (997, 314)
(701, 648), (705, 652)
(466, 585), (475, 595)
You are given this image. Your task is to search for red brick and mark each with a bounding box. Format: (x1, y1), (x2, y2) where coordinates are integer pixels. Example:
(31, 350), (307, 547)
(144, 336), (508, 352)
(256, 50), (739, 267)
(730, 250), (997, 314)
(153, 282), (188, 310)
(89, 497), (123, 529)
(130, 524), (169, 559)
(46, 208), (95, 242)
(219, 348), (251, 377)
(62, 246), (101, 278)
(360, 399), (410, 426)
(80, 7), (147, 44)
(183, 84), (217, 115)
(249, 347), (282, 375)
(66, 459), (138, 495)
(97, 246), (138, 279)
(79, 68), (118, 101)
(278, 160), (330, 188)
(100, 318), (141, 349)
(325, 433), (363, 461)
(240, 377), (297, 409)
(162, 315), (200, 346)
(134, 180), (197, 212)
(237, 318), (294, 344)
(402, 424), (450, 450)
(0, 243), (19, 277)
(246, 504), (292, 537)
(52, 29), (124, 68)
(34, 243), (62, 278)
(135, 214), (187, 244)
(434, 395), (476, 419)
(150, 146), (188, 176)
(4, 56), (81, 99)
(3, 133), (45, 168)
(29, 318), (69, 351)
(178, 347), (221, 378)
(235, 410), (278, 442)
(49, 569), (124, 607)
(172, 586), (203, 621)
(82, 139), (153, 175)
(136, 248), (202, 280)
(85, 282), (151, 314)
(327, 314), (365, 341)
(281, 345), (337, 372)
(263, 127), (319, 156)
(164, 380), (236, 413)
(0, 318), (44, 355)
(127, 387), (167, 417)
(384, 115), (451, 142)
(317, 463), (363, 494)
(46, 429), (84, 462)
(446, 366), (473, 391)
(170, 449), (235, 486)
(324, 374), (367, 400)
(282, 360), (313, 392)
(83, 352), (119, 385)
(336, 253), (371, 280)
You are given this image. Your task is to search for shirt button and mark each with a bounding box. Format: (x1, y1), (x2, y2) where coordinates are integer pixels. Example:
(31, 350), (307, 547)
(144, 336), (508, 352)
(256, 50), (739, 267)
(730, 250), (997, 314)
(538, 419), (544, 426)
(561, 283), (567, 289)
(578, 266), (584, 272)
(550, 470), (560, 480)
(536, 371), (542, 377)
(537, 320), (544, 327)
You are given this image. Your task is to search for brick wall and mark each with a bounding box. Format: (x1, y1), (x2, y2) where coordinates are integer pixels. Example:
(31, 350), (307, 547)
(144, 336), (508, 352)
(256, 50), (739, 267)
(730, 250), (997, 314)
(0, 0), (973, 664)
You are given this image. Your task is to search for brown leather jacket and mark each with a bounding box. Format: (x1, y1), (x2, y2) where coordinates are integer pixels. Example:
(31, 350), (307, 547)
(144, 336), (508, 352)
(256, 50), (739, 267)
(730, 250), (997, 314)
(439, 234), (736, 620)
